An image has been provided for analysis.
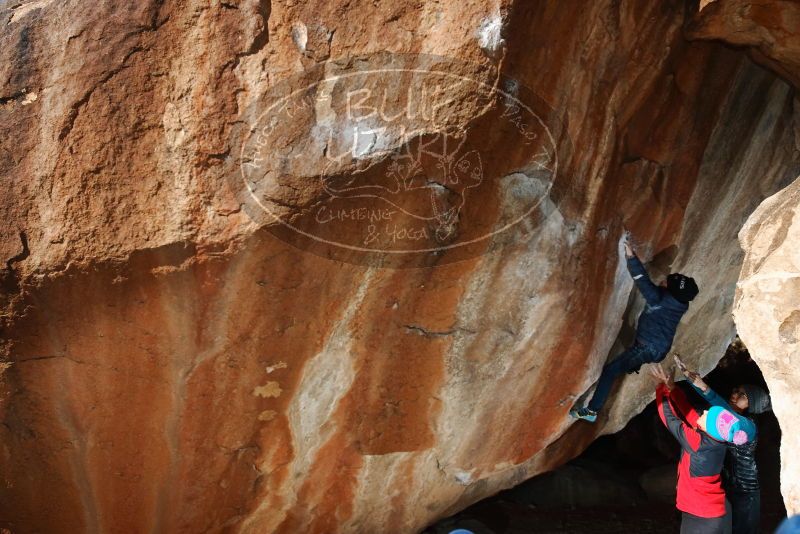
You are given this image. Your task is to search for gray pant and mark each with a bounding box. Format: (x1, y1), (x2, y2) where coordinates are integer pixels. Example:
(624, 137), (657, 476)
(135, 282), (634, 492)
(681, 501), (732, 534)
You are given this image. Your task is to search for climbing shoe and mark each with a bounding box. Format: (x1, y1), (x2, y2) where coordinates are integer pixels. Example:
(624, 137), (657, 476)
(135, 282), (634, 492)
(569, 406), (597, 423)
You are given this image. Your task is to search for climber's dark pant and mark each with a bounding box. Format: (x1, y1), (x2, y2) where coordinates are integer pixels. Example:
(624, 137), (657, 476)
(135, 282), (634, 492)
(587, 342), (662, 413)
(730, 490), (759, 534)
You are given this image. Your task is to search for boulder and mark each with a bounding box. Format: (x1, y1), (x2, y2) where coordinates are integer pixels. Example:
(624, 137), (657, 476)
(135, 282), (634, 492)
(734, 176), (800, 514)
(0, 1), (798, 532)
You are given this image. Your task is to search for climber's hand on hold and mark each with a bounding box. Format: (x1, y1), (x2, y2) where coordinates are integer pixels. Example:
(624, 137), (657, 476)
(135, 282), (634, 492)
(650, 363), (674, 391)
(623, 232), (635, 258)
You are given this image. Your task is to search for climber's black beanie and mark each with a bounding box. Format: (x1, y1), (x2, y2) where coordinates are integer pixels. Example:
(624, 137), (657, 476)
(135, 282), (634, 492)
(667, 273), (699, 303)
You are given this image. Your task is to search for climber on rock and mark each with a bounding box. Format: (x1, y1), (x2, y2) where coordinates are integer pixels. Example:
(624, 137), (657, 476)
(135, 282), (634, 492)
(651, 364), (733, 534)
(570, 233), (699, 423)
(675, 354), (771, 534)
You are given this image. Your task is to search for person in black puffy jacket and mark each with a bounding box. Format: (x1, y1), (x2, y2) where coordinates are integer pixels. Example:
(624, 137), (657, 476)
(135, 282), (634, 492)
(571, 234), (699, 422)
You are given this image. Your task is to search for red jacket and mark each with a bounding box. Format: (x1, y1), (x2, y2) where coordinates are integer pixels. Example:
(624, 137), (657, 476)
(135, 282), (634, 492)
(656, 384), (727, 518)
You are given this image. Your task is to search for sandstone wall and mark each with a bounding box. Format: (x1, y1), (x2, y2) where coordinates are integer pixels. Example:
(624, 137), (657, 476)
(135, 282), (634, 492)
(735, 176), (800, 514)
(0, 1), (798, 532)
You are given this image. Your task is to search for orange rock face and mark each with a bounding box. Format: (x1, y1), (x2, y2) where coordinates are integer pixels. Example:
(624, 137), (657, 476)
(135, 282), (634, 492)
(0, 1), (798, 533)
(688, 0), (800, 90)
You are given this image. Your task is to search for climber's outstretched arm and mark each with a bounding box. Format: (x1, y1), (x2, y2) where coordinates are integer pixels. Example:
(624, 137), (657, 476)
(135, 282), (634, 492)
(624, 236), (662, 306)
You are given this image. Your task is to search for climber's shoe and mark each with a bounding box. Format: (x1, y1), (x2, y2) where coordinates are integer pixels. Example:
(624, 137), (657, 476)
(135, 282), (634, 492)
(569, 406), (597, 423)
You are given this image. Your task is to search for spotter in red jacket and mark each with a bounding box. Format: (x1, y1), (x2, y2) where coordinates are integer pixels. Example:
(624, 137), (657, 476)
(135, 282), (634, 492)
(656, 383), (727, 518)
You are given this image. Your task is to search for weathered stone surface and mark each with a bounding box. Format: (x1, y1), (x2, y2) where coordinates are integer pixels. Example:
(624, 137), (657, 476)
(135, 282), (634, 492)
(688, 0), (800, 515)
(0, 1), (798, 533)
(734, 175), (800, 515)
(688, 0), (800, 91)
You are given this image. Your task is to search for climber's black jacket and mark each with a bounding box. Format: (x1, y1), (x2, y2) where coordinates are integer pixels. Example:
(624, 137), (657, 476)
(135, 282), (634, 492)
(725, 433), (760, 493)
(627, 255), (689, 357)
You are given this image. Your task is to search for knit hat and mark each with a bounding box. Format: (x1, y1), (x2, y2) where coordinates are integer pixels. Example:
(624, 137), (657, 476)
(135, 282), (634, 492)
(742, 384), (772, 414)
(705, 406), (750, 445)
(667, 273), (699, 303)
